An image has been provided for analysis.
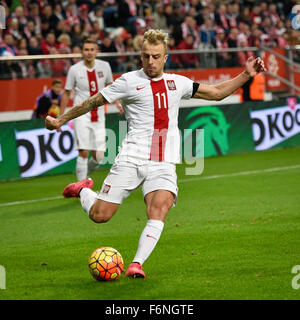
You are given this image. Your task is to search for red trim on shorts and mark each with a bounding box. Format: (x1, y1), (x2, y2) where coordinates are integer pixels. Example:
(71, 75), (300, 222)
(150, 79), (169, 162)
(87, 70), (99, 122)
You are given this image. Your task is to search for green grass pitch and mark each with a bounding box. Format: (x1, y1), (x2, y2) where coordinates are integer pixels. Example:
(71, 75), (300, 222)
(0, 147), (300, 300)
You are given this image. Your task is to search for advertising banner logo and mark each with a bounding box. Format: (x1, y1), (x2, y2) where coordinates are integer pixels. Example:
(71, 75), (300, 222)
(16, 125), (78, 177)
(250, 103), (300, 150)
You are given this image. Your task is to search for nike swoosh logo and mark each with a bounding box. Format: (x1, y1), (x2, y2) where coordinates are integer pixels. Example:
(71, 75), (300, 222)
(146, 234), (157, 241)
(137, 85), (146, 91)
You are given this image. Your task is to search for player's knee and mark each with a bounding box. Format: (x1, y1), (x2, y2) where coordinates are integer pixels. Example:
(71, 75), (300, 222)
(147, 201), (170, 220)
(89, 204), (116, 224)
(90, 209), (111, 223)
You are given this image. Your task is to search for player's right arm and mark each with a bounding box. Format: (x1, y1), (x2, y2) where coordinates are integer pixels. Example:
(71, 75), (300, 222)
(45, 92), (108, 130)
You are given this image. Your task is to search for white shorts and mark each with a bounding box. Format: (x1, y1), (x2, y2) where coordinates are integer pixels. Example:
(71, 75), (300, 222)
(97, 160), (178, 204)
(73, 119), (106, 151)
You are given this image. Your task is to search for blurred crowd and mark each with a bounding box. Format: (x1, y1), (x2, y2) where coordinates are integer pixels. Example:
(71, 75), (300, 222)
(0, 0), (300, 79)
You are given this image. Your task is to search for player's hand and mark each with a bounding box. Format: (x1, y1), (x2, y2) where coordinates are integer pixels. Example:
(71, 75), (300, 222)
(45, 115), (61, 131)
(245, 56), (267, 77)
(116, 100), (124, 115)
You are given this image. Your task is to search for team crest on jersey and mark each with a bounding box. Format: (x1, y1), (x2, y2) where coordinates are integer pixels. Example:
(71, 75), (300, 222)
(167, 80), (176, 90)
(97, 71), (104, 78)
(102, 184), (111, 194)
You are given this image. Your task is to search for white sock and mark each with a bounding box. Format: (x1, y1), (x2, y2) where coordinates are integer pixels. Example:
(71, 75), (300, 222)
(80, 188), (97, 216)
(76, 156), (88, 181)
(87, 157), (100, 175)
(133, 219), (164, 265)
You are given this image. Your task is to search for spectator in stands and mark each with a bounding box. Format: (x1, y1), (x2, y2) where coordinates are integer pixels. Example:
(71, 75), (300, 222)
(240, 73), (265, 102)
(0, 33), (19, 56)
(269, 3), (280, 26)
(124, 36), (139, 71)
(176, 34), (200, 69)
(71, 44), (82, 64)
(17, 37), (28, 52)
(100, 35), (118, 72)
(237, 34), (255, 67)
(261, 16), (273, 35)
(165, 37), (181, 70)
(6, 17), (23, 41)
(79, 4), (93, 33)
(22, 18), (37, 42)
(260, 2), (269, 19)
(65, 3), (80, 26)
(199, 17), (215, 45)
(0, 33), (23, 79)
(57, 33), (72, 53)
(28, 37), (43, 56)
(212, 27), (231, 68)
(145, 16), (156, 31)
(238, 6), (252, 26)
(52, 3), (66, 27)
(40, 17), (51, 38)
(63, 0), (78, 16)
(116, 0), (131, 28)
(41, 4), (56, 31)
(215, 3), (230, 34)
(102, 0), (118, 28)
(113, 33), (127, 72)
(153, 3), (167, 31)
(180, 16), (200, 48)
(250, 5), (263, 26)
(226, 2), (238, 29)
(249, 27), (262, 47)
(89, 6), (105, 30)
(33, 79), (63, 119)
(227, 27), (239, 67)
(71, 23), (84, 47)
(28, 3), (41, 35)
(11, 5), (27, 31)
(166, 4), (184, 45)
(40, 32), (59, 55)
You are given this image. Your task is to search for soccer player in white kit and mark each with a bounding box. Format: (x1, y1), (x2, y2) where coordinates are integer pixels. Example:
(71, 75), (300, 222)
(59, 39), (123, 181)
(46, 30), (266, 278)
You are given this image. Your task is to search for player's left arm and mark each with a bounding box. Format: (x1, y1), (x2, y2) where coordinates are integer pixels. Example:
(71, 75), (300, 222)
(193, 57), (266, 101)
(45, 92), (108, 130)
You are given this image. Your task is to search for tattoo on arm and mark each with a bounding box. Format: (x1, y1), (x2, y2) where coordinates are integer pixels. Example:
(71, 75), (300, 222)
(58, 93), (108, 126)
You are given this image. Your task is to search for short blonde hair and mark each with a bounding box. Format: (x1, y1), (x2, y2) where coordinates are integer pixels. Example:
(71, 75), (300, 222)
(142, 29), (169, 53)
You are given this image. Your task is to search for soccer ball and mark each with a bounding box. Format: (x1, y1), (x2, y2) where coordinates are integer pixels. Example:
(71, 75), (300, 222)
(88, 247), (124, 281)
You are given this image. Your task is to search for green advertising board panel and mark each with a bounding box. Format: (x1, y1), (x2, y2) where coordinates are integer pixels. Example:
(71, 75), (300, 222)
(0, 122), (20, 180)
(179, 104), (255, 158)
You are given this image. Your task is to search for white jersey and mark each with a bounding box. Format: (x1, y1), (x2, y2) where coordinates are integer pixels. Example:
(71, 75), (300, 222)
(65, 59), (113, 123)
(101, 69), (194, 164)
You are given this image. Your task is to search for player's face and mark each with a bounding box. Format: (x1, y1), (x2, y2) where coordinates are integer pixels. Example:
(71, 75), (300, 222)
(52, 83), (62, 95)
(141, 41), (168, 78)
(82, 43), (98, 64)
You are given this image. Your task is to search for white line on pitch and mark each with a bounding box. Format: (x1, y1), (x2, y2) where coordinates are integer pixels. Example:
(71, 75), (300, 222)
(0, 196), (63, 208)
(0, 164), (299, 208)
(178, 164), (300, 183)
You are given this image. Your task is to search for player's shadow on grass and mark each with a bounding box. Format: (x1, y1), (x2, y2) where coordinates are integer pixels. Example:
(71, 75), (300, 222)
(21, 202), (79, 217)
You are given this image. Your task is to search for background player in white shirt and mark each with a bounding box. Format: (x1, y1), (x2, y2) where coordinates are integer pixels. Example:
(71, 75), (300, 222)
(46, 30), (266, 278)
(59, 39), (123, 181)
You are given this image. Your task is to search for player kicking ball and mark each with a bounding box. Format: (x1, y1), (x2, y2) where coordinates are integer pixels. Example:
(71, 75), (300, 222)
(45, 29), (266, 278)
